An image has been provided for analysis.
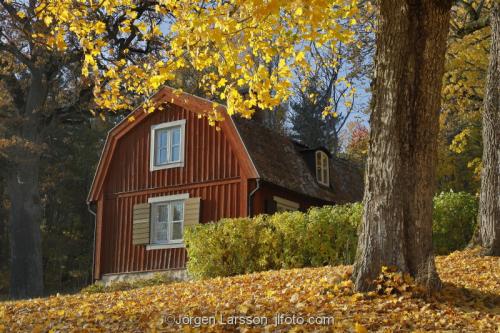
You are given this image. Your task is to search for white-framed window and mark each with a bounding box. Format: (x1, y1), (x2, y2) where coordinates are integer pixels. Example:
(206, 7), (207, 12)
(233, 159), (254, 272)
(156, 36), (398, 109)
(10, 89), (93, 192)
(316, 151), (330, 187)
(150, 119), (186, 171)
(273, 196), (300, 212)
(148, 193), (188, 248)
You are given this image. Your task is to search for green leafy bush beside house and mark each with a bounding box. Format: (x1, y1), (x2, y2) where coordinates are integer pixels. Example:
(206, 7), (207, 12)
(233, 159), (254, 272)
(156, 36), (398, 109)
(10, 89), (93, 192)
(432, 191), (478, 255)
(185, 192), (477, 279)
(185, 203), (362, 279)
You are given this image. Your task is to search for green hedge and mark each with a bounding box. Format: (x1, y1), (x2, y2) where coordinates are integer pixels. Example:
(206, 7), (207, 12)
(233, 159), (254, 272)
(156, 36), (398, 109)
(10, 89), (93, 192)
(185, 203), (362, 279)
(185, 192), (477, 279)
(432, 191), (478, 255)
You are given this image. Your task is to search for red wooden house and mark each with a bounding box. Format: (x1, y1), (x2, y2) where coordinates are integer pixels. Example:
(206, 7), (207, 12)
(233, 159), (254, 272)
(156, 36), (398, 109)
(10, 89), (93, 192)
(87, 86), (363, 282)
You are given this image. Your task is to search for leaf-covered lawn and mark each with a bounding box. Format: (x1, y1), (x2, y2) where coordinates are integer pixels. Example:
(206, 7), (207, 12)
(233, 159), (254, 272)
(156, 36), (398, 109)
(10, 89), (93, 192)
(1, 249), (499, 332)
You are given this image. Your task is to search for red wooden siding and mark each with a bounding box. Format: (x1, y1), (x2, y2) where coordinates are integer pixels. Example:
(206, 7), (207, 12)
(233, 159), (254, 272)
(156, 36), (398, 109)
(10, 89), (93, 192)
(98, 104), (248, 276)
(105, 105), (241, 194)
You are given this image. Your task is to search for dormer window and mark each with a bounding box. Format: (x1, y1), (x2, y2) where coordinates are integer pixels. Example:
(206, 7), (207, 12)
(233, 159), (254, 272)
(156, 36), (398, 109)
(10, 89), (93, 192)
(150, 119), (186, 171)
(316, 151), (329, 187)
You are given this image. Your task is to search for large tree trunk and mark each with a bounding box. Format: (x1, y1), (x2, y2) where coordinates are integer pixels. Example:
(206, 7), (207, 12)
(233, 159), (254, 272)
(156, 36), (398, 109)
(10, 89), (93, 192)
(0, 180), (8, 289)
(6, 156), (43, 299)
(6, 71), (46, 299)
(478, 2), (500, 256)
(352, 0), (452, 291)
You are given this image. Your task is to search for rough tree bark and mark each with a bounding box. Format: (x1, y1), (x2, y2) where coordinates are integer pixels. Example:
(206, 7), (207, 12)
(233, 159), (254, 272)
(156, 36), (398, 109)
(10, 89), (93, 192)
(478, 1), (500, 256)
(6, 70), (47, 299)
(352, 0), (452, 291)
(0, 180), (7, 282)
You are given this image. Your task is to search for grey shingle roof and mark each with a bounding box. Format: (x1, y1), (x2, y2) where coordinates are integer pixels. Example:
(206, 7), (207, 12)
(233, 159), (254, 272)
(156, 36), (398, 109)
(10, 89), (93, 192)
(232, 116), (363, 203)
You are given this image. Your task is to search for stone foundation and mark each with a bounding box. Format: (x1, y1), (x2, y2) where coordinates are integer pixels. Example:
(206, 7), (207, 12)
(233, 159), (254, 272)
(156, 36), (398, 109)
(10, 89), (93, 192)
(98, 269), (189, 286)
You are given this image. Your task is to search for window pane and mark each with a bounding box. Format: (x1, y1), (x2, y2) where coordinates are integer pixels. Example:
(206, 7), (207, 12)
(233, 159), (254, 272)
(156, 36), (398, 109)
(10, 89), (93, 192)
(158, 205), (169, 222)
(171, 222), (183, 240)
(173, 202), (183, 221)
(316, 152), (322, 182)
(156, 130), (168, 150)
(157, 129), (168, 147)
(155, 129), (168, 165)
(171, 145), (180, 162)
(156, 231), (168, 242)
(172, 127), (181, 145)
(157, 148), (167, 165)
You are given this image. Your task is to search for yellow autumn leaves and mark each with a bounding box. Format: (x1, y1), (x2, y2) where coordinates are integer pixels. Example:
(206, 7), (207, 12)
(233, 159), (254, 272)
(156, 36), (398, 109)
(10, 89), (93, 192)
(167, 0), (357, 119)
(21, 0), (358, 122)
(0, 249), (499, 332)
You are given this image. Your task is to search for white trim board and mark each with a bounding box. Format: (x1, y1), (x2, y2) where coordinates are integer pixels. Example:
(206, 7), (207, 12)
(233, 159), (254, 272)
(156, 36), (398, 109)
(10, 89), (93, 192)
(148, 193), (190, 203)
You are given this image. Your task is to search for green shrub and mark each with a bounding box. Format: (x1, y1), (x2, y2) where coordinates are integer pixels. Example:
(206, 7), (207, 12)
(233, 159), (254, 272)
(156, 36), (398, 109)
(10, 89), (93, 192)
(186, 193), (478, 279)
(432, 191), (478, 255)
(305, 203), (362, 266)
(185, 216), (278, 279)
(185, 203), (362, 279)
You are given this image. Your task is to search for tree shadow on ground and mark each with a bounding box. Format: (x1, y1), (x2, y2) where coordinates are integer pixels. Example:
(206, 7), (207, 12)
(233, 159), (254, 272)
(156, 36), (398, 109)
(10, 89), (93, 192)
(431, 282), (500, 315)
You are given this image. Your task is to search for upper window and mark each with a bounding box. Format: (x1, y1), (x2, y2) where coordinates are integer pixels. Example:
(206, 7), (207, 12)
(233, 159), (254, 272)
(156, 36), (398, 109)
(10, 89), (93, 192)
(150, 119), (186, 171)
(148, 194), (188, 246)
(316, 151), (330, 187)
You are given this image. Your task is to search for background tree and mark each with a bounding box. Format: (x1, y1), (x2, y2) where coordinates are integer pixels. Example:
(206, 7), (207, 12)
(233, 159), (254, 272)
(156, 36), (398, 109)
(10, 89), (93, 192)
(40, 120), (110, 293)
(344, 121), (369, 164)
(290, 4), (374, 154)
(0, 180), (8, 297)
(289, 70), (355, 154)
(245, 57), (291, 135)
(437, 0), (493, 193)
(0, 0), (167, 298)
(352, 0), (452, 291)
(477, 1), (499, 255)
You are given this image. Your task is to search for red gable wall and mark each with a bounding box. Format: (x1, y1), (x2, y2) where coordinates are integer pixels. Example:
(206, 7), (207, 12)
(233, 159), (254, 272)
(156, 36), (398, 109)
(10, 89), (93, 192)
(95, 103), (252, 278)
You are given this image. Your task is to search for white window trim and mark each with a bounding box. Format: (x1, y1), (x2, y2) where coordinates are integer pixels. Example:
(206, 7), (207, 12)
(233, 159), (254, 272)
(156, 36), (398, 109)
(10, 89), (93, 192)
(315, 151), (330, 187)
(150, 119), (186, 171)
(148, 193), (189, 204)
(146, 243), (185, 250)
(147, 193), (189, 250)
(273, 196), (300, 211)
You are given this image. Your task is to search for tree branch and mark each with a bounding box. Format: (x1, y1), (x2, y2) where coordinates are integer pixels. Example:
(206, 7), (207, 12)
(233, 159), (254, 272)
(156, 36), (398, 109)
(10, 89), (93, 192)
(455, 14), (490, 37)
(0, 73), (25, 111)
(0, 41), (35, 71)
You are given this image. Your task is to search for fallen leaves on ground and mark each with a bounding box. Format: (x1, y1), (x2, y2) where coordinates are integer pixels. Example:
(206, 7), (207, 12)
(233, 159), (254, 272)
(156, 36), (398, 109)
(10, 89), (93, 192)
(0, 249), (498, 332)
